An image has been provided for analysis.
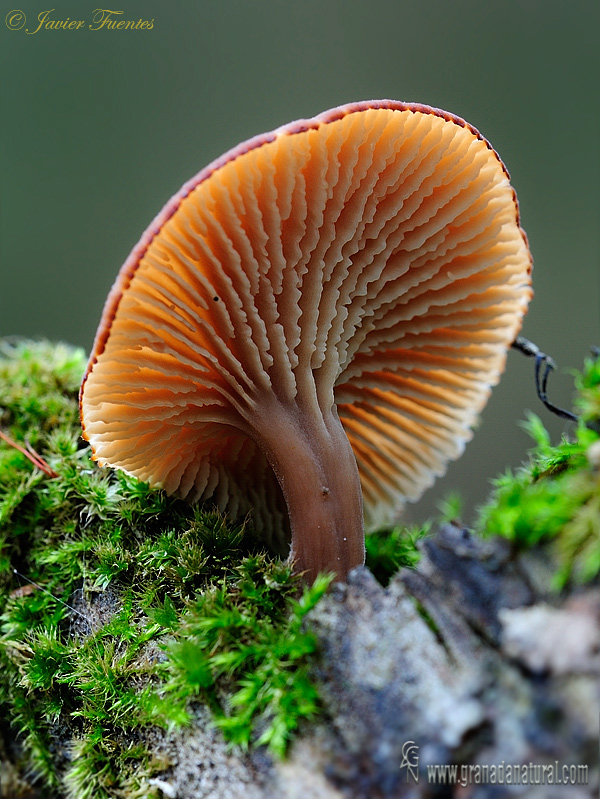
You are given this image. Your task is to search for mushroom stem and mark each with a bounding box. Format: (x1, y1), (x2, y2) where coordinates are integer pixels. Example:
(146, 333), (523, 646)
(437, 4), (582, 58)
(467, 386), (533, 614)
(252, 399), (365, 583)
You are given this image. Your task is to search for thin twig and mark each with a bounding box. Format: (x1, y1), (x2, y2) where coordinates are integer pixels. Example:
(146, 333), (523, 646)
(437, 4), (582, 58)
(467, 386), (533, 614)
(0, 429), (58, 477)
(12, 569), (92, 625)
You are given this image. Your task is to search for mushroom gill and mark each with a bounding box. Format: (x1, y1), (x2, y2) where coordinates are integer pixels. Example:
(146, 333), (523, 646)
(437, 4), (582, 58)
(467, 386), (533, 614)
(80, 101), (532, 581)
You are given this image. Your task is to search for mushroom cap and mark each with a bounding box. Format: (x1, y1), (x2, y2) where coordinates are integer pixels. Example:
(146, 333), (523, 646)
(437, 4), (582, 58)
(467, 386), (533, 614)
(80, 100), (532, 545)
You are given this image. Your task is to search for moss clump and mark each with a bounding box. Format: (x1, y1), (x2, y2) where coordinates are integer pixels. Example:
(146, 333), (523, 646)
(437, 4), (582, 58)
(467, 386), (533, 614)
(476, 352), (600, 587)
(0, 340), (330, 797)
(365, 523), (429, 586)
(2, 339), (599, 797)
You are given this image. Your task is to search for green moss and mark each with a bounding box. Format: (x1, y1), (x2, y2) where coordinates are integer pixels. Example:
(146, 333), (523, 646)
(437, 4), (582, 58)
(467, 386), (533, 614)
(365, 523), (429, 586)
(0, 340), (329, 797)
(575, 348), (600, 427)
(2, 340), (599, 797)
(436, 491), (464, 524)
(159, 563), (330, 755)
(476, 352), (600, 587)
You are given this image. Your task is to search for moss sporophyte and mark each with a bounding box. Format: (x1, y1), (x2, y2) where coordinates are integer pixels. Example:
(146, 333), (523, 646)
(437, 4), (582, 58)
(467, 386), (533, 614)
(1, 339), (599, 795)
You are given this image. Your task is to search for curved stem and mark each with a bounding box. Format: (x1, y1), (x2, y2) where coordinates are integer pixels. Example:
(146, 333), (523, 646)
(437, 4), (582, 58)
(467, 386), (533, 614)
(251, 399), (365, 583)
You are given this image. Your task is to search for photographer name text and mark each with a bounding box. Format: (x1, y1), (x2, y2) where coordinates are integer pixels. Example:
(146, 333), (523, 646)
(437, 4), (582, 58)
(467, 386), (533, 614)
(6, 9), (154, 33)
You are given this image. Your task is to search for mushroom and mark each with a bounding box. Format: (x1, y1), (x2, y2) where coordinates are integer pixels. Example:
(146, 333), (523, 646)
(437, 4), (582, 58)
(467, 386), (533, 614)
(80, 100), (532, 582)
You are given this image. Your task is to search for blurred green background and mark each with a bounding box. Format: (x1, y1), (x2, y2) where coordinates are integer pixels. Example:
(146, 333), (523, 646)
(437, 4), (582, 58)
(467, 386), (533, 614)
(2, 0), (599, 524)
